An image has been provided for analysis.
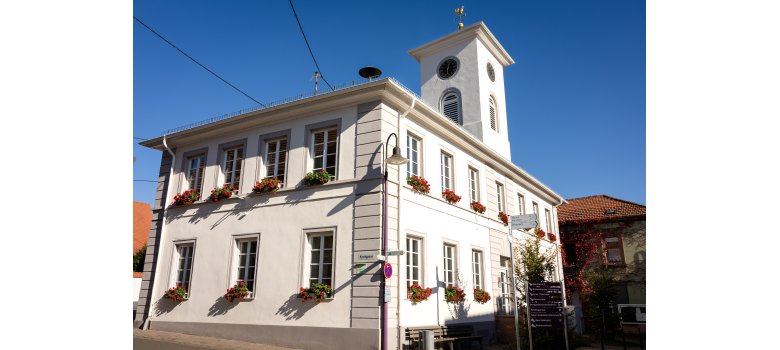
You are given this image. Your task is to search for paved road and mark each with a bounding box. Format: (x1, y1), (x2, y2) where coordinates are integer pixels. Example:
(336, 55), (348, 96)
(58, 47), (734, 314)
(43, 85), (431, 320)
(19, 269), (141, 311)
(133, 329), (298, 350)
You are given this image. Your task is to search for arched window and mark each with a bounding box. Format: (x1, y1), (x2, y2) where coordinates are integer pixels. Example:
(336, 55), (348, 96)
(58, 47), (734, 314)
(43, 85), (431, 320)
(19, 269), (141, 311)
(489, 96), (498, 132)
(441, 91), (462, 125)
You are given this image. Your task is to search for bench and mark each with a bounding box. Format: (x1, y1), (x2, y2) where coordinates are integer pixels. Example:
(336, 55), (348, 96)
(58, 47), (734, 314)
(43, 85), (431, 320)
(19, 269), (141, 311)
(406, 325), (484, 350)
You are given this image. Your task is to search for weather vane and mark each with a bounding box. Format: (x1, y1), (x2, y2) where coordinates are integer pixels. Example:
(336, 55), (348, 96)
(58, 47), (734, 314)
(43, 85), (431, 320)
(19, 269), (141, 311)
(454, 5), (465, 30)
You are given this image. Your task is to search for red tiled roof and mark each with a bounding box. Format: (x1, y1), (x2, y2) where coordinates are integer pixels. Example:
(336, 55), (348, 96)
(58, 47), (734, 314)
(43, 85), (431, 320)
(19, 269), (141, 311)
(134, 201), (152, 253)
(133, 272), (144, 278)
(557, 195), (645, 224)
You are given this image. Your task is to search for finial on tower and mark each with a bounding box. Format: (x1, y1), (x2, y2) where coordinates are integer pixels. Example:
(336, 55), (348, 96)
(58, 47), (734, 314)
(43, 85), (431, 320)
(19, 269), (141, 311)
(454, 6), (465, 30)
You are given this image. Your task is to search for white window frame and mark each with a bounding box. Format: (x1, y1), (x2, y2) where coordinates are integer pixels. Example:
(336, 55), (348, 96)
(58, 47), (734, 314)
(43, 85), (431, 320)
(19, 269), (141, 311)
(468, 167), (479, 203)
(304, 231), (335, 288)
(265, 137), (288, 186)
(406, 134), (422, 178)
(222, 145), (244, 189)
(471, 250), (483, 290)
(498, 257), (512, 315)
(406, 236), (423, 288)
(440, 152), (453, 192)
(442, 243), (457, 287)
(170, 240), (196, 295)
(232, 236), (260, 294)
(518, 194), (526, 215)
(186, 154), (206, 192)
(532, 201), (539, 216)
(311, 126), (339, 178)
(496, 182), (505, 212)
(545, 208), (553, 234)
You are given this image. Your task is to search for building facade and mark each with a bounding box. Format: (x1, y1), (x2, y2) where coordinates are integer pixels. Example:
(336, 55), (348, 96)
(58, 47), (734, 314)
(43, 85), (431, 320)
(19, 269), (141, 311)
(135, 22), (566, 350)
(557, 195), (646, 334)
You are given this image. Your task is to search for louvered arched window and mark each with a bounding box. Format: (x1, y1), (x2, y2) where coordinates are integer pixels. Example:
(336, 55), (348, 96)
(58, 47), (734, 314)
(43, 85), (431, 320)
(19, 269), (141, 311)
(441, 91), (462, 125)
(489, 96), (498, 132)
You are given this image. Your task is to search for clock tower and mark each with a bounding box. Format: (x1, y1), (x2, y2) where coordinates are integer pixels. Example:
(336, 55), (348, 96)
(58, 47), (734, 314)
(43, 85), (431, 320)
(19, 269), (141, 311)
(408, 21), (515, 158)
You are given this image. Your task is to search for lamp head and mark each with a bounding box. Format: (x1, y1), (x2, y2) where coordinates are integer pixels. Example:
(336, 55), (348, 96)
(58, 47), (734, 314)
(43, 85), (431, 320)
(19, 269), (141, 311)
(386, 146), (408, 165)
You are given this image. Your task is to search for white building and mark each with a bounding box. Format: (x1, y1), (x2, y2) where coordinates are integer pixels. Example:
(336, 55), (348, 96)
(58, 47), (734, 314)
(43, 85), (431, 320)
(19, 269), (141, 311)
(136, 22), (565, 350)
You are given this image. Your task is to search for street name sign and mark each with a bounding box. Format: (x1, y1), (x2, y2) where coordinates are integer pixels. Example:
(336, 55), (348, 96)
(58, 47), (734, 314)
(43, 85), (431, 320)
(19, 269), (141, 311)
(354, 251), (379, 263)
(510, 214), (538, 230)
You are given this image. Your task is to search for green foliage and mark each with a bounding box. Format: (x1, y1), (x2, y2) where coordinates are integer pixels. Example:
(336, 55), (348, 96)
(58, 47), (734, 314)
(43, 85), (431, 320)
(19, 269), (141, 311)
(582, 267), (621, 339)
(133, 244), (146, 272)
(514, 236), (557, 284)
(304, 170), (331, 186)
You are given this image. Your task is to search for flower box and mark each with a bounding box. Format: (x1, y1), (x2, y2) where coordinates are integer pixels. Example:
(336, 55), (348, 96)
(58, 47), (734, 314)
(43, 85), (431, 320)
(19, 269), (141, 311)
(406, 176), (430, 194)
(534, 227), (546, 240)
(444, 285), (466, 303)
(163, 285), (188, 302)
(407, 283), (432, 303)
(209, 184), (237, 202)
(470, 201), (486, 214)
(304, 170), (331, 186)
(225, 280), (250, 302)
(498, 211), (509, 226)
(442, 189), (461, 204)
(172, 190), (200, 206)
(298, 283), (333, 303)
(473, 288), (491, 304)
(253, 176), (281, 193)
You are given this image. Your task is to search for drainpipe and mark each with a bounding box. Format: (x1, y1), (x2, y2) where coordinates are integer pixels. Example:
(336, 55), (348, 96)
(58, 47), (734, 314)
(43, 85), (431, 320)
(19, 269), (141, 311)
(142, 135), (176, 330)
(392, 96), (415, 349)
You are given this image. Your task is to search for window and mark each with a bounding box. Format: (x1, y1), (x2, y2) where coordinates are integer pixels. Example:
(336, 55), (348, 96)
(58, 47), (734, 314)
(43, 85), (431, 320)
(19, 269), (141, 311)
(441, 91), (462, 124)
(442, 244), (457, 287)
(496, 182), (505, 212)
(517, 194), (526, 215)
(311, 127), (338, 177)
(545, 209), (553, 234)
(406, 237), (422, 288)
(186, 154), (206, 192)
(222, 146), (244, 189)
(468, 167), (479, 203)
(497, 257), (512, 315)
(489, 96), (498, 132)
(471, 250), (483, 290)
(532, 202), (539, 216)
(406, 134), (421, 178)
(174, 243), (194, 290)
(265, 137), (288, 186)
(235, 238), (259, 292)
(307, 233), (334, 286)
(440, 152), (453, 191)
(604, 237), (624, 265)
(563, 243), (577, 265)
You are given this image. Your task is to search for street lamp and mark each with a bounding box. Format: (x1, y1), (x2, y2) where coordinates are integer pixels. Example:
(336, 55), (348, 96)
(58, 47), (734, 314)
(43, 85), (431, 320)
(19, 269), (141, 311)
(382, 132), (406, 350)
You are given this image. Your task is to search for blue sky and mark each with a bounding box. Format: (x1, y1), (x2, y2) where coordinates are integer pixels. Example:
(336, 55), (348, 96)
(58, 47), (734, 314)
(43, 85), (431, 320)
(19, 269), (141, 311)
(134, 0), (645, 205)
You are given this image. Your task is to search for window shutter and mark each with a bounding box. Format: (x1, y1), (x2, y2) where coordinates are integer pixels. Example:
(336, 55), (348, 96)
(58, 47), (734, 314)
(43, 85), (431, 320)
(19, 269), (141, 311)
(442, 92), (461, 124)
(489, 97), (497, 131)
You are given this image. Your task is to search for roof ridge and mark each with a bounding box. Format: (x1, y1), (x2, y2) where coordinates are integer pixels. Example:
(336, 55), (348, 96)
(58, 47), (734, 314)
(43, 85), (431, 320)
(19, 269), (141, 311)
(564, 194), (645, 208)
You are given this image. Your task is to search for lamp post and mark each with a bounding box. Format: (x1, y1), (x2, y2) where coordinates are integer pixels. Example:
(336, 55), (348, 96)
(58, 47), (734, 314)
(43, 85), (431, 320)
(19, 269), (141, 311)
(382, 133), (407, 350)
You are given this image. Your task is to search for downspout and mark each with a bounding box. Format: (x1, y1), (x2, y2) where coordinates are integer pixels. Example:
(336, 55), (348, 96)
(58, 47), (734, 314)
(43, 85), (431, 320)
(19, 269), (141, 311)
(142, 135), (176, 330)
(393, 96), (416, 349)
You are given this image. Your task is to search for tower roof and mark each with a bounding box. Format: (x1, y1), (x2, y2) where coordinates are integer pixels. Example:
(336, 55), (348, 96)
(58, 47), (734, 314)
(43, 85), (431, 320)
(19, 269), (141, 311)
(408, 21), (515, 66)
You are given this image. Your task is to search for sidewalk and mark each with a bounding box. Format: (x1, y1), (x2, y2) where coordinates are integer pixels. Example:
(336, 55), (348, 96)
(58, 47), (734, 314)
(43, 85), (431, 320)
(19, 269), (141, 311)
(133, 328), (299, 350)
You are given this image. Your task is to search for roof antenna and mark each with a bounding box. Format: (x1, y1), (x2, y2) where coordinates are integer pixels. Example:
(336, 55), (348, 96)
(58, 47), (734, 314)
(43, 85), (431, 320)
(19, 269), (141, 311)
(359, 66), (382, 82)
(311, 71), (320, 95)
(454, 5), (465, 30)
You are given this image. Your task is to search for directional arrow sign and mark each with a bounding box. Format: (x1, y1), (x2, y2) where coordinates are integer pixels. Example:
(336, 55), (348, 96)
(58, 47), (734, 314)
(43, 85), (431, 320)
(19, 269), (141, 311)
(387, 250), (405, 256)
(510, 214), (538, 230)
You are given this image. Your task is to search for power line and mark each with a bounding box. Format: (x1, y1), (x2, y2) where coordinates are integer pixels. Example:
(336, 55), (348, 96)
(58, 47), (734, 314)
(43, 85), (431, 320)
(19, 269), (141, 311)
(287, 0), (334, 91)
(133, 16), (266, 107)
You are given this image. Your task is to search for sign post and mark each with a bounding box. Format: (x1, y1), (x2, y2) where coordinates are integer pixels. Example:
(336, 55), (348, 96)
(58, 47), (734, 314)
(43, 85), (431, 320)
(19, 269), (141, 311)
(507, 214), (538, 350)
(527, 282), (567, 350)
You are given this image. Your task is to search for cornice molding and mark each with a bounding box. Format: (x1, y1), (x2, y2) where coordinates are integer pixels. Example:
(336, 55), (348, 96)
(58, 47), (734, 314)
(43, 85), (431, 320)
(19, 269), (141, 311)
(407, 21), (515, 66)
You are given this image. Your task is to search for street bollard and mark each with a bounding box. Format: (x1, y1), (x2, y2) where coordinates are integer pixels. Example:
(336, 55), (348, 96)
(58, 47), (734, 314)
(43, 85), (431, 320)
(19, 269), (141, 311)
(421, 330), (434, 350)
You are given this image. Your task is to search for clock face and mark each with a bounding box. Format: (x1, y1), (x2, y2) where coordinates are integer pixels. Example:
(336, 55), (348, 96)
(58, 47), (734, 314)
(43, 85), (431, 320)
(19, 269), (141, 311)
(487, 62), (495, 82)
(438, 58), (459, 79)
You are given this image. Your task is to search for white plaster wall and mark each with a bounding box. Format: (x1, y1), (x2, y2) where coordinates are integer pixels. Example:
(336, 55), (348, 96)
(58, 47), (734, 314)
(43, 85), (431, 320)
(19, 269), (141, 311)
(150, 107), (359, 328)
(417, 36), (512, 158)
(396, 118), (564, 327)
(152, 184), (357, 327)
(167, 106), (358, 204)
(134, 277), (142, 312)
